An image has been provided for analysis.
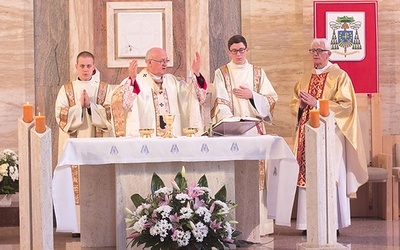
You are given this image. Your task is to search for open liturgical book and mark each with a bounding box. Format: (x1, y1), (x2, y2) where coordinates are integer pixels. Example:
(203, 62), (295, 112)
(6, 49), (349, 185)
(212, 116), (262, 136)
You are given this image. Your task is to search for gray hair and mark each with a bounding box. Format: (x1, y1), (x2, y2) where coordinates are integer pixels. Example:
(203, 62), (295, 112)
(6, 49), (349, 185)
(311, 38), (331, 51)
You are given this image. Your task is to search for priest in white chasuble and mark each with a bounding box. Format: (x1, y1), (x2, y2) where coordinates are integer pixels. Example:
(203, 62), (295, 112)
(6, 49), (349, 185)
(111, 47), (207, 138)
(290, 38), (368, 233)
(55, 51), (113, 236)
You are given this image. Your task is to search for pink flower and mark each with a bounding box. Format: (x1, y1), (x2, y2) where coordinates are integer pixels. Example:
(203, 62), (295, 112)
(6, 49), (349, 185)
(193, 197), (205, 210)
(127, 232), (140, 239)
(158, 194), (169, 206)
(187, 183), (205, 199)
(210, 201), (216, 213)
(169, 213), (180, 223)
(209, 220), (222, 231)
(225, 238), (234, 243)
(172, 229), (178, 238)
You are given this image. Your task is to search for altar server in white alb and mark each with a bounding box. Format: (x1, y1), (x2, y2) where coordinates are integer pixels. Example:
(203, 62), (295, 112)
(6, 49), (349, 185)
(211, 35), (298, 236)
(55, 51), (113, 236)
(111, 47), (207, 137)
(210, 34), (278, 135)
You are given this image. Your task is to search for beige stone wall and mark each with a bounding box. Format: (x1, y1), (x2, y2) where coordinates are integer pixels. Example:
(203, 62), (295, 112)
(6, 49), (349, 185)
(378, 1), (400, 135)
(0, 1), (34, 151)
(241, 0), (400, 141)
(242, 0), (319, 138)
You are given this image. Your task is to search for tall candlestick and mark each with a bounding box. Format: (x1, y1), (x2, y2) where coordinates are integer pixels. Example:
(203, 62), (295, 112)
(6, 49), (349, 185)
(23, 103), (33, 123)
(309, 109), (320, 128)
(35, 113), (46, 133)
(319, 99), (329, 117)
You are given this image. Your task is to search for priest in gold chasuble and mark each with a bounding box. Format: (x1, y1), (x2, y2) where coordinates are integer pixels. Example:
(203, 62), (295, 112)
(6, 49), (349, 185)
(290, 39), (368, 232)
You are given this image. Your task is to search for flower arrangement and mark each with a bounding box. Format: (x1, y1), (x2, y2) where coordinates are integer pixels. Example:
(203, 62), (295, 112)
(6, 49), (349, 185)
(0, 149), (19, 194)
(125, 166), (240, 250)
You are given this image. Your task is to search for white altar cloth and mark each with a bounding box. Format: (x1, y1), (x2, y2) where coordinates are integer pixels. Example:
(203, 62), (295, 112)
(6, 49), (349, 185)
(52, 135), (299, 235)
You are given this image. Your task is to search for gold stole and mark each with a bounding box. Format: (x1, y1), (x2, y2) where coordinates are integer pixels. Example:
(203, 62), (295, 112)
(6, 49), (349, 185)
(111, 84), (126, 137)
(211, 65), (263, 116)
(296, 73), (327, 187)
(61, 81), (109, 204)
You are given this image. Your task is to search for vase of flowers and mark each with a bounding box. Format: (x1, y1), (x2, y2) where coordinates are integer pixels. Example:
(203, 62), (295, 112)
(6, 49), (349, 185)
(125, 166), (240, 250)
(0, 149), (19, 207)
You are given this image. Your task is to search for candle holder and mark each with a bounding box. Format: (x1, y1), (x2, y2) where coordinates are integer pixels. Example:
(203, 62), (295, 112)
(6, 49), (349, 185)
(139, 128), (154, 138)
(163, 114), (175, 138)
(183, 127), (198, 137)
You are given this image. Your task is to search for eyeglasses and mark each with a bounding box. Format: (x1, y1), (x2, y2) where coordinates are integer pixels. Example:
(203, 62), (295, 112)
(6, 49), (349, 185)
(150, 59), (170, 64)
(309, 49), (329, 55)
(229, 48), (247, 55)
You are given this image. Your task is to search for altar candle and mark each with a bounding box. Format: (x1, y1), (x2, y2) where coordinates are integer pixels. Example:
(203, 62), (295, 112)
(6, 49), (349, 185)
(23, 102), (33, 123)
(309, 109), (320, 128)
(35, 113), (46, 133)
(319, 99), (329, 117)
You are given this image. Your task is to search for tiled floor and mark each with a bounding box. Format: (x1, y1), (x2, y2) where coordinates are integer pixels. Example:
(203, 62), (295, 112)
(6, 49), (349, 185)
(0, 218), (399, 249)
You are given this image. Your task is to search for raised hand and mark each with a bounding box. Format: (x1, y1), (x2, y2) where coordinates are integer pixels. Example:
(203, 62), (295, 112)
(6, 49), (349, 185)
(191, 51), (201, 76)
(128, 60), (138, 81)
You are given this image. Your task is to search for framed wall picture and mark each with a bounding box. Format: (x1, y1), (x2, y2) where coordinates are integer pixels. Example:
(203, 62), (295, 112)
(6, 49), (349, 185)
(106, 2), (173, 68)
(314, 1), (378, 93)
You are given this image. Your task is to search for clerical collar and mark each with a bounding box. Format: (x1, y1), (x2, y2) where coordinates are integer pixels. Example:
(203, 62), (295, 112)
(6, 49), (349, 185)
(229, 60), (249, 70)
(77, 77), (92, 82)
(315, 61), (332, 74)
(149, 72), (163, 84)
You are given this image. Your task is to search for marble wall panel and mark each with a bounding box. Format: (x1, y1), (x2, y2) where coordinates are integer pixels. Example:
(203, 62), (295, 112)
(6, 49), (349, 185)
(0, 1), (34, 151)
(34, 0), (69, 168)
(208, 0), (241, 81)
(186, 1), (210, 83)
(69, 0), (93, 80)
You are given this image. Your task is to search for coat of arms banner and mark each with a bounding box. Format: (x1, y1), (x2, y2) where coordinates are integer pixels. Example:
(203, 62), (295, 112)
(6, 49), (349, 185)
(314, 1), (378, 93)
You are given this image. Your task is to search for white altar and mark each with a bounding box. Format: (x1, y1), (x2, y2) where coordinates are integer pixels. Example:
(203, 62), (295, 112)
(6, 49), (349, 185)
(52, 135), (298, 249)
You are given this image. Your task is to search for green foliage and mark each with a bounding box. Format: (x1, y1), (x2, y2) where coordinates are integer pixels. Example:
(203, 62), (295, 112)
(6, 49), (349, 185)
(151, 173), (165, 194)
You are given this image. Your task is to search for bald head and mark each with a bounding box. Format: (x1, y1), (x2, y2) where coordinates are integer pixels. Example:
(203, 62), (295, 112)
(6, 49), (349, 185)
(145, 47), (168, 76)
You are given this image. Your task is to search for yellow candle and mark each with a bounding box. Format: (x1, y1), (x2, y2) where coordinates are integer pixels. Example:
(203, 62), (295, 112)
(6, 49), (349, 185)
(23, 102), (33, 123)
(309, 109), (320, 128)
(319, 99), (329, 117)
(35, 113), (46, 133)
